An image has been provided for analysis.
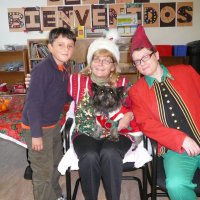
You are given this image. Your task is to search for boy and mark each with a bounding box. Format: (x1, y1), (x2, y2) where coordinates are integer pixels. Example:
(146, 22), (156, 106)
(22, 27), (76, 200)
(129, 25), (200, 200)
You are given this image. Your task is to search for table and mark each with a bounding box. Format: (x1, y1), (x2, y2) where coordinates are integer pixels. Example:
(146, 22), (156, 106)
(0, 94), (27, 148)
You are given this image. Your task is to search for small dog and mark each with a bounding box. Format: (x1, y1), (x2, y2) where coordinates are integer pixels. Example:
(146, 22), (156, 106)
(90, 83), (142, 143)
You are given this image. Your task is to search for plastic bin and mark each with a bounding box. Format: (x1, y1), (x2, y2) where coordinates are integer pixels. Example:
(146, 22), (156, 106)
(187, 40), (200, 74)
(173, 45), (187, 56)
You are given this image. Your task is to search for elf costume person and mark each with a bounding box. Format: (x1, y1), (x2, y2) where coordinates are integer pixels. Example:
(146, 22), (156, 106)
(129, 25), (200, 200)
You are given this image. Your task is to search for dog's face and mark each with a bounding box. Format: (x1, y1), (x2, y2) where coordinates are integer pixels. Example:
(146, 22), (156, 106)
(90, 83), (124, 116)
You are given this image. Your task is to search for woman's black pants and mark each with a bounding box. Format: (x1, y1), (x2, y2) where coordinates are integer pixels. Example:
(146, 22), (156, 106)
(73, 134), (132, 200)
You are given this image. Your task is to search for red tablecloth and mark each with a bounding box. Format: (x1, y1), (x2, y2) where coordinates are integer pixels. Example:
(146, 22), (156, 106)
(0, 95), (69, 148)
(0, 95), (26, 147)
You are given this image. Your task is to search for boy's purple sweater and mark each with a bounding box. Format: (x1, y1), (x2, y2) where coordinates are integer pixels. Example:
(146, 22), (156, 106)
(22, 54), (72, 137)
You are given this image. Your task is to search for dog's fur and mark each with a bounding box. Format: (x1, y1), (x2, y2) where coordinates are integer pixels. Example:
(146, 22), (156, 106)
(90, 83), (128, 142)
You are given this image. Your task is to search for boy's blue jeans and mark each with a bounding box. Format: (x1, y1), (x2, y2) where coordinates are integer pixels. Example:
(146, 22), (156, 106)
(163, 150), (200, 200)
(23, 123), (63, 200)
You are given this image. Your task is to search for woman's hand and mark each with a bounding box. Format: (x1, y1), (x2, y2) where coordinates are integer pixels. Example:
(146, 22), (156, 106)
(118, 112), (134, 131)
(182, 136), (200, 156)
(25, 74), (31, 88)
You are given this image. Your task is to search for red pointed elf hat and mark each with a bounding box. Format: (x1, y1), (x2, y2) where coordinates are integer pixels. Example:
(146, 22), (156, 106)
(130, 25), (155, 55)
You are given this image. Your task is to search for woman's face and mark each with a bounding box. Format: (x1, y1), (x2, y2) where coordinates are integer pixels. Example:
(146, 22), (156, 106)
(90, 55), (116, 79)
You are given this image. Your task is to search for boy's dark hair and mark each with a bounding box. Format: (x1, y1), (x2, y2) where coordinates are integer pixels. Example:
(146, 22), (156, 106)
(48, 27), (76, 44)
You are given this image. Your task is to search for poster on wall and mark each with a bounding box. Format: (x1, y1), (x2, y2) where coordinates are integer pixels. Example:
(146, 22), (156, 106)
(143, 3), (159, 27)
(109, 4), (125, 28)
(117, 13), (138, 27)
(47, 0), (63, 6)
(57, 6), (74, 29)
(24, 7), (41, 31)
(41, 7), (58, 31)
(177, 2), (193, 26)
(91, 4), (108, 29)
(8, 8), (25, 32)
(74, 5), (91, 28)
(160, 3), (176, 27)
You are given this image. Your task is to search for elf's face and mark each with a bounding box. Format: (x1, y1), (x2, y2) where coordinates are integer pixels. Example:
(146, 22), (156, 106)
(132, 48), (160, 77)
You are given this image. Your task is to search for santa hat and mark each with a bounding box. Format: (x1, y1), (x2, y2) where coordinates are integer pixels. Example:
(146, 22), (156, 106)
(130, 25), (155, 55)
(87, 29), (120, 64)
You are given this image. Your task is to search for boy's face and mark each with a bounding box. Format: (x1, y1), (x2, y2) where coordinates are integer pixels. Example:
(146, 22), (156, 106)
(48, 35), (75, 66)
(132, 48), (160, 77)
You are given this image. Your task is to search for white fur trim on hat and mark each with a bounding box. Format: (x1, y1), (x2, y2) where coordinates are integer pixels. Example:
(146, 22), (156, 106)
(87, 30), (120, 64)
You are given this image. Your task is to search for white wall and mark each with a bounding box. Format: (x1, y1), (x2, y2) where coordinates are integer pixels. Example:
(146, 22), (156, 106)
(0, 0), (199, 49)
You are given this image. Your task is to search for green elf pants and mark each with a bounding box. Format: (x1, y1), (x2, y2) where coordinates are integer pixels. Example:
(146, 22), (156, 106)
(163, 150), (200, 200)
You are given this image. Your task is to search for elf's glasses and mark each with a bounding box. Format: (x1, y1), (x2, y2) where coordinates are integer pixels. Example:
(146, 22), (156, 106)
(133, 52), (154, 66)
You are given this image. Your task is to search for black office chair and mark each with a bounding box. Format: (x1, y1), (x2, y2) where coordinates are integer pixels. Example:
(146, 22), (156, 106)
(63, 117), (150, 200)
(147, 138), (200, 200)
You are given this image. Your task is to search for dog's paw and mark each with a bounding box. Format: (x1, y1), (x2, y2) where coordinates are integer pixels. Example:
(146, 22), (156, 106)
(131, 142), (138, 151)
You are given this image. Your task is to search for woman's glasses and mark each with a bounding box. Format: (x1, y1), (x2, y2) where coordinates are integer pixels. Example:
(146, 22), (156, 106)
(133, 52), (154, 66)
(92, 57), (114, 65)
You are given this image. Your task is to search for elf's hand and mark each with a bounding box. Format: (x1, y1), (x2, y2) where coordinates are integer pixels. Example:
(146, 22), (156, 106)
(118, 112), (133, 131)
(182, 136), (200, 156)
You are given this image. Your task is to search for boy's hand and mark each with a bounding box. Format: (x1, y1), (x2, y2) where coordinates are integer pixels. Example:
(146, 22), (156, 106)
(182, 136), (200, 156)
(32, 137), (43, 151)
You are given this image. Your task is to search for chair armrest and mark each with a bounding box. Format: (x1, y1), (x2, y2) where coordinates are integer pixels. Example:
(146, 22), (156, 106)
(145, 137), (159, 187)
(149, 138), (158, 158)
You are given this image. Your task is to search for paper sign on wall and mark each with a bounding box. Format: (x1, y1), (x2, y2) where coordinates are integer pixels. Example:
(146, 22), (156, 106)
(24, 7), (41, 31)
(143, 3), (159, 27)
(7, 1), (194, 32)
(82, 0), (98, 4)
(58, 6), (74, 29)
(126, 3), (142, 25)
(177, 2), (193, 26)
(41, 7), (58, 31)
(116, 0), (132, 3)
(99, 0), (115, 4)
(109, 4), (125, 28)
(64, 0), (80, 5)
(134, 0), (150, 2)
(117, 13), (138, 26)
(160, 3), (176, 27)
(8, 8), (25, 32)
(91, 4), (108, 29)
(74, 5), (91, 28)
(47, 0), (63, 6)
